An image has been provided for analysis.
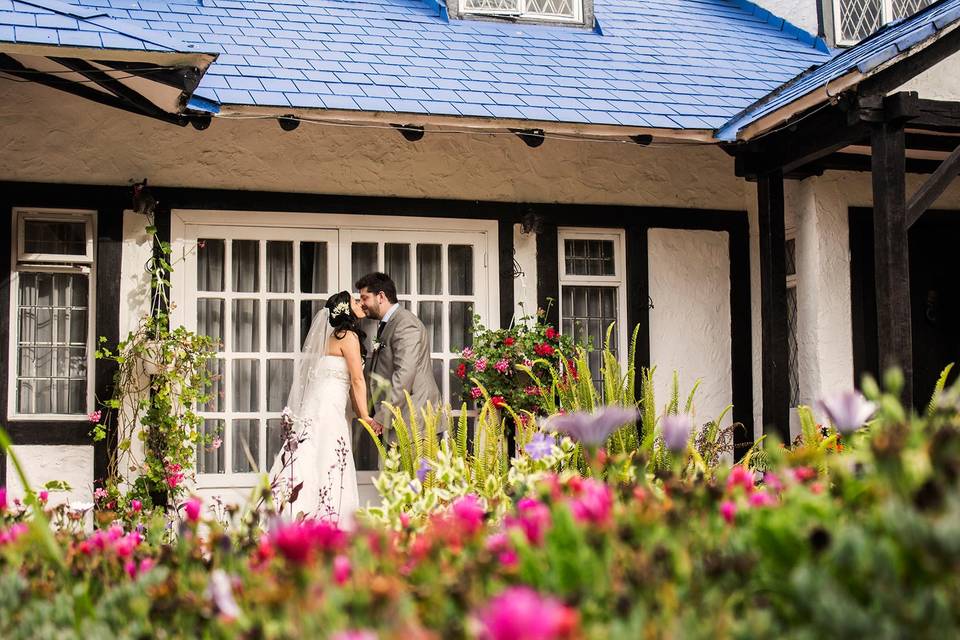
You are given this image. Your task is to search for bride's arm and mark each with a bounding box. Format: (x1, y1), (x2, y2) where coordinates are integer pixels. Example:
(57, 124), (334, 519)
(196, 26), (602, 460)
(341, 332), (371, 424)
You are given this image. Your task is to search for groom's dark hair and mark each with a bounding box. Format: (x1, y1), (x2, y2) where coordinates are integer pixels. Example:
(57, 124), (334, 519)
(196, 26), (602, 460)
(356, 272), (398, 303)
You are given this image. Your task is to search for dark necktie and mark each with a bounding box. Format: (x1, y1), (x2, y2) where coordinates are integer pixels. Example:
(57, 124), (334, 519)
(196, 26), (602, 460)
(376, 321), (386, 341)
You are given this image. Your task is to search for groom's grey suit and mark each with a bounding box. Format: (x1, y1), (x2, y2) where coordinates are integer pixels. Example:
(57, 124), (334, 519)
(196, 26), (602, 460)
(365, 305), (442, 441)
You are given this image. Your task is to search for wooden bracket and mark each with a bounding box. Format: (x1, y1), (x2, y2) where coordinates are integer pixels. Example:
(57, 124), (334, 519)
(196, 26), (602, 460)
(906, 141), (960, 228)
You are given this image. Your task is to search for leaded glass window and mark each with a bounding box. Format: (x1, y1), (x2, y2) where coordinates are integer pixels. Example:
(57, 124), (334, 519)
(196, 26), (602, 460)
(461, 0), (579, 21)
(835, 0), (935, 45)
(786, 237), (800, 407)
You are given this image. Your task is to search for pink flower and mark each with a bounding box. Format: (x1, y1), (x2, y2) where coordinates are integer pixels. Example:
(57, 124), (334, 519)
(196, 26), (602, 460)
(0, 523), (28, 545)
(494, 359), (510, 373)
(94, 487), (109, 501)
(508, 498), (552, 545)
(763, 472), (784, 494)
(792, 467), (817, 483)
(114, 532), (142, 558)
(38, 490), (48, 504)
(124, 560), (137, 579)
(523, 358), (534, 367)
(720, 500), (737, 524)
(331, 632), (378, 640)
(399, 512), (411, 528)
(211, 436), (223, 450)
(461, 347), (475, 359)
(0, 488), (6, 513)
(333, 554), (352, 585)
(726, 465), (755, 494)
(476, 586), (575, 640)
(470, 387), (483, 400)
(474, 357), (488, 372)
(130, 499), (142, 513)
(269, 519), (346, 565)
(568, 478), (613, 526)
(525, 386), (541, 396)
(139, 557), (156, 574)
(88, 410), (102, 423)
(451, 495), (485, 535)
(184, 496), (202, 523)
(749, 491), (776, 508)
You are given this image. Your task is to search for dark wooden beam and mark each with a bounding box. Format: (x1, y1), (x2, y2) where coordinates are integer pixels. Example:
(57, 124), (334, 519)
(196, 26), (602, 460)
(871, 120), (913, 406)
(535, 223), (560, 329)
(757, 170), (791, 442)
(905, 132), (960, 152)
(789, 152), (943, 177)
(735, 100), (870, 179)
(906, 142), (960, 227)
(910, 99), (960, 133)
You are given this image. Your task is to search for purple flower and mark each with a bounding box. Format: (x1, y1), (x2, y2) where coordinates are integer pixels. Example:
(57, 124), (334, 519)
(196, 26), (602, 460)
(416, 458), (431, 484)
(547, 406), (638, 447)
(817, 390), (876, 434)
(524, 432), (555, 460)
(660, 413), (694, 452)
(206, 569), (241, 620)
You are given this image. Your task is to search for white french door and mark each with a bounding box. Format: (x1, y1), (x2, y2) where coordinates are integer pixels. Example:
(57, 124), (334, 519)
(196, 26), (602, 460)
(170, 211), (497, 501)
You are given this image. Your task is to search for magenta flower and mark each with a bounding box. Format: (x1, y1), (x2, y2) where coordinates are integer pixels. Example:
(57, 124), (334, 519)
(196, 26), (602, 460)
(568, 478), (613, 526)
(524, 432), (555, 461)
(461, 347), (475, 359)
(720, 500), (737, 524)
(494, 358), (510, 373)
(88, 410), (102, 423)
(507, 497), (552, 545)
(547, 406), (638, 447)
(660, 413), (694, 452)
(130, 499), (142, 513)
(749, 491), (777, 508)
(0, 487), (6, 513)
(451, 494), (485, 535)
(269, 519), (346, 564)
(333, 554), (352, 585)
(113, 532), (142, 558)
(817, 389), (876, 434)
(726, 465), (755, 494)
(38, 490), (48, 504)
(330, 632), (378, 640)
(0, 523), (28, 545)
(184, 496), (202, 523)
(474, 357), (488, 372)
(470, 387), (483, 400)
(476, 586), (574, 640)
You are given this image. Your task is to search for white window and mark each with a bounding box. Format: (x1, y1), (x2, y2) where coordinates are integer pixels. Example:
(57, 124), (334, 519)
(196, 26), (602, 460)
(558, 229), (627, 388)
(834, 0), (935, 45)
(8, 209), (96, 419)
(460, 0), (582, 23)
(785, 235), (800, 408)
(170, 211), (498, 499)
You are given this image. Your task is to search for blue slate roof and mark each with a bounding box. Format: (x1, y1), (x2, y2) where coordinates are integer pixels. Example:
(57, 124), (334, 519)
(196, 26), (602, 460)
(718, 0), (960, 140)
(0, 0), (204, 52)
(17, 0), (831, 130)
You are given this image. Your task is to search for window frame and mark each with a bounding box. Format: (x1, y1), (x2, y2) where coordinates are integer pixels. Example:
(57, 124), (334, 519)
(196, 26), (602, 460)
(831, 0), (929, 46)
(785, 232), (800, 409)
(8, 208), (97, 421)
(460, 0), (582, 24)
(557, 228), (628, 369)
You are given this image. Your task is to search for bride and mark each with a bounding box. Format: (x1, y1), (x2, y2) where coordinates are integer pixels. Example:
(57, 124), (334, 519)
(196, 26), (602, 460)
(270, 291), (370, 527)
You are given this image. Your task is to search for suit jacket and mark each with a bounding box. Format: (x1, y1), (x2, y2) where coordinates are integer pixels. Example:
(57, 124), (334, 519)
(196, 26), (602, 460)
(365, 306), (442, 439)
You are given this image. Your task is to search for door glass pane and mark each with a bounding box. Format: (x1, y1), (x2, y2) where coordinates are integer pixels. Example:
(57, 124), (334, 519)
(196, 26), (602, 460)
(203, 359), (225, 412)
(418, 301), (442, 353)
(266, 418), (284, 470)
(448, 245), (473, 295)
(232, 300), (259, 352)
(431, 359), (443, 398)
(301, 300), (328, 349)
(300, 242), (328, 294)
(23, 219), (86, 255)
(232, 419), (260, 472)
(267, 241), (293, 293)
(197, 239), (225, 292)
(197, 419), (225, 474)
(232, 359), (259, 412)
(267, 300), (294, 352)
(418, 244), (442, 295)
(267, 359), (293, 412)
(352, 243), (378, 282)
(232, 240), (259, 292)
(450, 301), (472, 352)
(449, 359), (466, 404)
(198, 299), (225, 350)
(561, 285), (619, 386)
(385, 244), (411, 294)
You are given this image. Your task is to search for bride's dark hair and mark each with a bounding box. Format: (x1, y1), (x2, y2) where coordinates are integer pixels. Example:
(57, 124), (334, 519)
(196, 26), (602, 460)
(325, 291), (367, 358)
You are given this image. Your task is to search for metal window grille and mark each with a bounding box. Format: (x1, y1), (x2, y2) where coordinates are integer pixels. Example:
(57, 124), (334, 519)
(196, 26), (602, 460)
(835, 0), (935, 45)
(462, 0), (578, 20)
(785, 238), (800, 407)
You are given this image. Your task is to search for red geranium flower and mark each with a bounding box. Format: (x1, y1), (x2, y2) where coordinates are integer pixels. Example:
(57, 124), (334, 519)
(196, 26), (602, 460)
(545, 327), (558, 340)
(534, 343), (555, 357)
(491, 396), (507, 408)
(456, 363), (467, 379)
(504, 337), (515, 346)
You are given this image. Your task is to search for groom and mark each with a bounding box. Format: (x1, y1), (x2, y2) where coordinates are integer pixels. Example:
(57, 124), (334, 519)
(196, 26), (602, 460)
(356, 272), (441, 441)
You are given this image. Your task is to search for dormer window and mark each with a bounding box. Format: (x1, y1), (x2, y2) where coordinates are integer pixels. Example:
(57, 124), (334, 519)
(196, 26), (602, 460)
(449, 0), (592, 26)
(831, 0), (935, 45)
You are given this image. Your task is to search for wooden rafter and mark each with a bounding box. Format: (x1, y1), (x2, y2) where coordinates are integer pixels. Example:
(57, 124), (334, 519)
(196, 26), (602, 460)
(906, 141), (960, 227)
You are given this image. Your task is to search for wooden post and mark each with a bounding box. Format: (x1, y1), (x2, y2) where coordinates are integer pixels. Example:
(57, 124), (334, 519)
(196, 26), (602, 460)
(871, 120), (913, 406)
(757, 170), (791, 442)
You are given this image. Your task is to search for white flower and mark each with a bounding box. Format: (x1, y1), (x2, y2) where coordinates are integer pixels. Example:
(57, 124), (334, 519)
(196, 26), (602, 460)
(373, 340), (384, 352)
(69, 501), (95, 514)
(333, 301), (350, 316)
(817, 390), (876, 434)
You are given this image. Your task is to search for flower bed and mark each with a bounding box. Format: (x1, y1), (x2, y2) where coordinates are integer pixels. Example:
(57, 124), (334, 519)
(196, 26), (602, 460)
(2, 378), (960, 638)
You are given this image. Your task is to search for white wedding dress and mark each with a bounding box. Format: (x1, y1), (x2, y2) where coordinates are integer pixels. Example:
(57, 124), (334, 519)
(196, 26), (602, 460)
(269, 309), (359, 528)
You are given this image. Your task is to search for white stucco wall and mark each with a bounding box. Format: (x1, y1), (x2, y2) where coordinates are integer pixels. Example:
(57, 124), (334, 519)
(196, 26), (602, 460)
(900, 54), (960, 102)
(5, 445), (94, 507)
(751, 0), (820, 37)
(648, 229), (734, 428)
(513, 223), (539, 323)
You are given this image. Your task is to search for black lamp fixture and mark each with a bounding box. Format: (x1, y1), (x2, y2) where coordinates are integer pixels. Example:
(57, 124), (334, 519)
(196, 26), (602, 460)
(278, 114), (300, 131)
(132, 179), (157, 216)
(391, 123), (425, 141)
(511, 128), (545, 148)
(190, 115), (211, 131)
(630, 134), (653, 146)
(520, 211), (545, 235)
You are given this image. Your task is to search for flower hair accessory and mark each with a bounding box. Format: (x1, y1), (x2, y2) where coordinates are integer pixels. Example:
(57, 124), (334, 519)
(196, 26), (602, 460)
(332, 301), (350, 317)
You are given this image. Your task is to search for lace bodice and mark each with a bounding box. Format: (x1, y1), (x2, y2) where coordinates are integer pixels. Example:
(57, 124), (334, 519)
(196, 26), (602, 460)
(306, 355), (351, 383)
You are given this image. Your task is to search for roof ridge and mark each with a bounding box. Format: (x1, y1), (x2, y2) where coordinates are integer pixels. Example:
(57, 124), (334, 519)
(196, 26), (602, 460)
(728, 0), (832, 53)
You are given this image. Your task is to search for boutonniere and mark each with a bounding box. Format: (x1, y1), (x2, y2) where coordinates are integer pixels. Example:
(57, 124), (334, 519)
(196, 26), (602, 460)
(373, 340), (384, 353)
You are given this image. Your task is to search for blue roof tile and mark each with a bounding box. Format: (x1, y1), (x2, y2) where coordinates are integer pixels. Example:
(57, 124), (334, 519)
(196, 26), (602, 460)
(2, 0), (840, 131)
